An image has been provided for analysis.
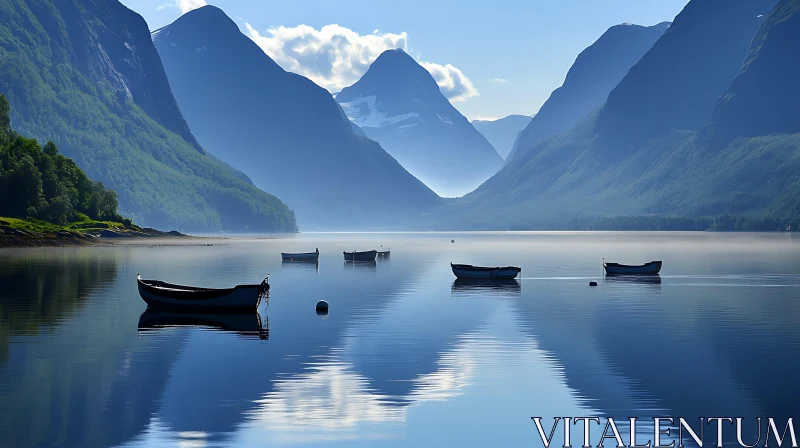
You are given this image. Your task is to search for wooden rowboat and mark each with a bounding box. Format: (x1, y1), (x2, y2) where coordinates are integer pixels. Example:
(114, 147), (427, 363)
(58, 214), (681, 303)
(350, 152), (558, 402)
(603, 260), (662, 275)
(451, 263), (521, 280)
(282, 248), (319, 261)
(137, 274), (269, 312)
(344, 250), (377, 262)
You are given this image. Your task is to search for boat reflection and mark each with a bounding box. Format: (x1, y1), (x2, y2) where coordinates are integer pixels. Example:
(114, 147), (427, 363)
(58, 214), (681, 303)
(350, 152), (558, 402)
(137, 309), (269, 340)
(343, 260), (377, 270)
(604, 274), (662, 285)
(451, 278), (521, 294)
(281, 259), (319, 272)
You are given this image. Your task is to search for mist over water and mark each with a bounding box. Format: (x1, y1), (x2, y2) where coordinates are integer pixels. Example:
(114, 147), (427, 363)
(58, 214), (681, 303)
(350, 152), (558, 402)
(0, 232), (798, 448)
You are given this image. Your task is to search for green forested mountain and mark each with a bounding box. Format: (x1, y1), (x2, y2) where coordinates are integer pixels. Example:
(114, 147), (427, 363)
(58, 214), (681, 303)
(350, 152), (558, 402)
(0, 0), (296, 231)
(438, 0), (800, 230)
(0, 95), (121, 225)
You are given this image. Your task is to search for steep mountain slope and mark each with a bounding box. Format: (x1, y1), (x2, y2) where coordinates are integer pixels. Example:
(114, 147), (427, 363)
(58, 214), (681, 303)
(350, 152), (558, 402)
(506, 22), (669, 165)
(433, 0), (800, 229)
(336, 49), (503, 198)
(153, 7), (440, 229)
(711, 0), (800, 141)
(595, 0), (779, 150)
(471, 115), (532, 159)
(0, 0), (295, 231)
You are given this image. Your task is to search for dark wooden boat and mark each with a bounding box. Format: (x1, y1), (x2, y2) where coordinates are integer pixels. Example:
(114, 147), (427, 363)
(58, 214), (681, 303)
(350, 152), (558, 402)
(603, 260), (662, 275)
(451, 263), (521, 279)
(344, 250), (377, 262)
(136, 274), (269, 312)
(137, 309), (269, 339)
(281, 248), (319, 261)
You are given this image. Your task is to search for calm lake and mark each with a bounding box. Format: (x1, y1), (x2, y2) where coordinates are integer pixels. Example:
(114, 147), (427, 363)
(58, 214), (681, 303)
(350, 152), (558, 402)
(1, 232), (799, 448)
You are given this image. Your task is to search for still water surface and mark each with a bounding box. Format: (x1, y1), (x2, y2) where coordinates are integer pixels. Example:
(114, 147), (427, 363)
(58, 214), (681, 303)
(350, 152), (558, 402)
(1, 232), (798, 448)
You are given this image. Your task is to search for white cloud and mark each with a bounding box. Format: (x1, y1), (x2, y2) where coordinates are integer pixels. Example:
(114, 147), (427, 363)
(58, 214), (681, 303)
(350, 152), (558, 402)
(176, 0), (206, 13)
(420, 62), (479, 102)
(156, 3), (174, 11)
(245, 23), (478, 102)
(488, 78), (508, 85)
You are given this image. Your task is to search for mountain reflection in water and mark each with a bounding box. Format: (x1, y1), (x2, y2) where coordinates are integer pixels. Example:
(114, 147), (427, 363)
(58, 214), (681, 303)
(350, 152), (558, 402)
(0, 233), (798, 448)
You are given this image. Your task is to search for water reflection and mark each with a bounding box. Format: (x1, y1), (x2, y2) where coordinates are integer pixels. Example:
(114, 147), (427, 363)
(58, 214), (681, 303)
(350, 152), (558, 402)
(1, 234), (799, 448)
(451, 278), (521, 294)
(603, 274), (662, 293)
(343, 260), (377, 270)
(137, 310), (269, 340)
(511, 272), (800, 444)
(282, 259), (319, 273)
(0, 250), (118, 361)
(0, 249), (184, 448)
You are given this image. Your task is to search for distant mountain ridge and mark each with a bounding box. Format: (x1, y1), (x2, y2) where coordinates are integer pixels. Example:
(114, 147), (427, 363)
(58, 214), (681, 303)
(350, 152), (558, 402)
(595, 0), (779, 150)
(154, 6), (440, 229)
(336, 49), (503, 198)
(431, 0), (799, 229)
(471, 115), (533, 159)
(711, 0), (800, 141)
(0, 0), (296, 231)
(505, 21), (669, 165)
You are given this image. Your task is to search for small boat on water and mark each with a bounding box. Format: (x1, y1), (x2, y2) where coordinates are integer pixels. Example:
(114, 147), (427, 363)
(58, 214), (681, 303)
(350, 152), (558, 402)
(137, 274), (269, 312)
(451, 263), (521, 280)
(282, 248), (319, 261)
(344, 250), (377, 262)
(603, 260), (662, 275)
(377, 247), (390, 257)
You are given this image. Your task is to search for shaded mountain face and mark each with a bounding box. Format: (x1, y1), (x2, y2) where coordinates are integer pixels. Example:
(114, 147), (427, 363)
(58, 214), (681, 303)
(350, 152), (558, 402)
(336, 49), (503, 198)
(430, 0), (800, 230)
(506, 22), (669, 165)
(471, 115), (533, 159)
(52, 0), (202, 152)
(711, 0), (800, 141)
(0, 0), (295, 231)
(154, 7), (440, 230)
(595, 0), (779, 150)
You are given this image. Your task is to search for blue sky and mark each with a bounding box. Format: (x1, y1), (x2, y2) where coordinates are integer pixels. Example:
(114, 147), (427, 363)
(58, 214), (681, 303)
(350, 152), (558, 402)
(121, 0), (689, 120)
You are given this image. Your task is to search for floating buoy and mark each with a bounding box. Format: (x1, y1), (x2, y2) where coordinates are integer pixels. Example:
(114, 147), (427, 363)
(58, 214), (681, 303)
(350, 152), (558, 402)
(589, 281), (598, 287)
(451, 239), (455, 243)
(315, 300), (329, 314)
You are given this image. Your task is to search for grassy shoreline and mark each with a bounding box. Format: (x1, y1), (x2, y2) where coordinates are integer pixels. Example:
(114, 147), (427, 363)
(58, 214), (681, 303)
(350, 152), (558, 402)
(0, 216), (189, 248)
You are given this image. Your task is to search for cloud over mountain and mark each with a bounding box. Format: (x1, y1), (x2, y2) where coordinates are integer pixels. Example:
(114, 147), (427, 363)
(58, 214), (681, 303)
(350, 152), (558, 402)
(245, 23), (478, 101)
(176, 0), (206, 13)
(420, 62), (478, 102)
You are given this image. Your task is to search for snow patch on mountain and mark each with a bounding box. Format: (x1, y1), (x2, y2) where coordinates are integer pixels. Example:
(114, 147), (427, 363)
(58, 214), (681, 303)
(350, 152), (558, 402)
(436, 114), (453, 126)
(340, 95), (420, 128)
